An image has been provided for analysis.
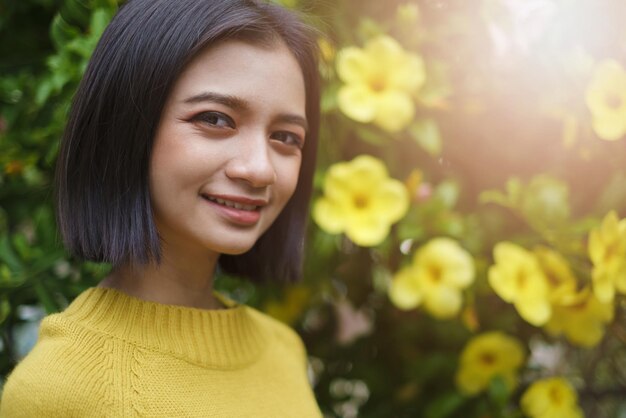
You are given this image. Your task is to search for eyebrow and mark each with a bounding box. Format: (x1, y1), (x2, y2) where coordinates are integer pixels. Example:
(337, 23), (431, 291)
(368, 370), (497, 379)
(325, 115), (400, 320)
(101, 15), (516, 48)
(183, 91), (309, 133)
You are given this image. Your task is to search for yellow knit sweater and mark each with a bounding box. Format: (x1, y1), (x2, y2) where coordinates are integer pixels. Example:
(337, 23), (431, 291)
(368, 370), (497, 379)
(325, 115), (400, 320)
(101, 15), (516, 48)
(0, 287), (322, 417)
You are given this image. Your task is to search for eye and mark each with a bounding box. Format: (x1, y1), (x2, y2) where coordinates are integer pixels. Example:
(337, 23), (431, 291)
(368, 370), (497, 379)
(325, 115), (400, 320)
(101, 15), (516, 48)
(270, 131), (304, 149)
(191, 111), (235, 129)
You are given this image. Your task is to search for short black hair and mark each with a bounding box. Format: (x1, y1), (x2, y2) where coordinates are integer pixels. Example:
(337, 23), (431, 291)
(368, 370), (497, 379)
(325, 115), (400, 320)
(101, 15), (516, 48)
(54, 0), (320, 283)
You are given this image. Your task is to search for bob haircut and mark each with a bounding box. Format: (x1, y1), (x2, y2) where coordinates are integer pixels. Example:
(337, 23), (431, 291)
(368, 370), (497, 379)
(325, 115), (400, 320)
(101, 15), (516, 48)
(55, 0), (320, 283)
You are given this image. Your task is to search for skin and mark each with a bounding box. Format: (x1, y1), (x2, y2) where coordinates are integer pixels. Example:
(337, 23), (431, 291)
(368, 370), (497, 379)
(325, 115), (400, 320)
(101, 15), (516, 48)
(99, 39), (307, 310)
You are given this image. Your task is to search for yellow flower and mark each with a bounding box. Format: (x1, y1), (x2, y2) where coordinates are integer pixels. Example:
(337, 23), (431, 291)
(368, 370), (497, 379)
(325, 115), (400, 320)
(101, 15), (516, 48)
(264, 286), (310, 325)
(545, 287), (614, 347)
(521, 377), (584, 418)
(4, 161), (24, 176)
(313, 155), (409, 246)
(389, 267), (422, 310)
(534, 246), (577, 305)
(588, 211), (626, 302)
(455, 332), (525, 396)
(586, 59), (626, 141)
(488, 242), (551, 326)
(389, 238), (475, 319)
(336, 35), (426, 132)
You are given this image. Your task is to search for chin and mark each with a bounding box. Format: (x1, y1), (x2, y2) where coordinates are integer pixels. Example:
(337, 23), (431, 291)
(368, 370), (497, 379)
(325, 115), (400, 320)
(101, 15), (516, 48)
(220, 247), (252, 256)
(213, 241), (256, 256)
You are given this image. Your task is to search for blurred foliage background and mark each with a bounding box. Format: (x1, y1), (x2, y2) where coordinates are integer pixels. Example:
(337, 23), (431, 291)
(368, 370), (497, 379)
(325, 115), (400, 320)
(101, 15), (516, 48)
(2, 0), (626, 417)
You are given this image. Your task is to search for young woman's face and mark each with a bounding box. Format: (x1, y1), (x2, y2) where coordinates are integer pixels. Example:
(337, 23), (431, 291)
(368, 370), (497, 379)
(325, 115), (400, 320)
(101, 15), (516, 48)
(149, 39), (307, 258)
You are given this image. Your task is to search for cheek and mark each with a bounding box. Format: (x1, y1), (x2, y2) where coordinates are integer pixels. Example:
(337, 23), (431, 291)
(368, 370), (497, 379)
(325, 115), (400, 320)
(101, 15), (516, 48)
(276, 157), (302, 203)
(148, 156), (179, 203)
(149, 135), (208, 194)
(148, 149), (200, 221)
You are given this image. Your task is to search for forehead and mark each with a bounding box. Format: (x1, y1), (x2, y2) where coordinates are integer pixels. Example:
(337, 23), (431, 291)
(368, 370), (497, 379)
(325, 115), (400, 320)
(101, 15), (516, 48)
(168, 39), (306, 114)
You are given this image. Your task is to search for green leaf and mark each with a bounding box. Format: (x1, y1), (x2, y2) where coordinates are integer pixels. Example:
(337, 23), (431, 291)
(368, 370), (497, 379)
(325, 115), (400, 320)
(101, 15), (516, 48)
(22, 165), (45, 186)
(521, 175), (570, 230)
(321, 84), (339, 113)
(356, 126), (386, 146)
(0, 296), (10, 324)
(31, 250), (66, 276)
(505, 178), (523, 207)
(89, 8), (114, 42)
(0, 264), (24, 287)
(67, 37), (93, 58)
(32, 279), (60, 314)
(424, 391), (466, 418)
(51, 69), (71, 91)
(81, 261), (111, 277)
(479, 177), (523, 208)
(479, 190), (510, 206)
(33, 206), (56, 249)
(12, 233), (31, 261)
(50, 14), (80, 50)
(409, 119), (442, 156)
(311, 228), (341, 262)
(487, 375), (510, 409)
(417, 60), (452, 108)
(59, 0), (91, 26)
(434, 180), (460, 209)
(372, 265), (392, 293)
(0, 295), (11, 324)
(0, 207), (7, 234)
(0, 234), (22, 273)
(397, 220), (425, 241)
(357, 18), (385, 42)
(35, 80), (54, 106)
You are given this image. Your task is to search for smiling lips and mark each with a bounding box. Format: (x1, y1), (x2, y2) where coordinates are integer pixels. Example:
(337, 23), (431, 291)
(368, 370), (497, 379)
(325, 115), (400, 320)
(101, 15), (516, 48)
(201, 194), (267, 225)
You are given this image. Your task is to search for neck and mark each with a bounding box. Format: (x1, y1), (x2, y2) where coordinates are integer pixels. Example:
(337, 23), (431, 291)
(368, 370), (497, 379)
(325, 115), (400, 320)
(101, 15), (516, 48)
(99, 243), (224, 310)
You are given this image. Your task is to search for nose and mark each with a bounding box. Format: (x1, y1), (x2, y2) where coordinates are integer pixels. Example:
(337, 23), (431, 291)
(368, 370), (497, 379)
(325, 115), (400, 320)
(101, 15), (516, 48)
(225, 135), (277, 188)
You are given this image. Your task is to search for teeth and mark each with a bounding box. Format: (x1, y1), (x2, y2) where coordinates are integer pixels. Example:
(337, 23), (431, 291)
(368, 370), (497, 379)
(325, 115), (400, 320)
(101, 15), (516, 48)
(205, 196), (257, 211)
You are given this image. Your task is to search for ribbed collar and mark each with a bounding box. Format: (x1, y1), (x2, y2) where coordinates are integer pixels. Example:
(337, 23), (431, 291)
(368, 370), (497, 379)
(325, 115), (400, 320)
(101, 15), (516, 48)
(61, 287), (270, 370)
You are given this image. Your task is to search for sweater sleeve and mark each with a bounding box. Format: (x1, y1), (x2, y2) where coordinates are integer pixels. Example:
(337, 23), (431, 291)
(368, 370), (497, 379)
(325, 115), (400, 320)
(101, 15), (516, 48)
(262, 312), (311, 373)
(281, 324), (309, 371)
(0, 317), (116, 418)
(1, 352), (66, 418)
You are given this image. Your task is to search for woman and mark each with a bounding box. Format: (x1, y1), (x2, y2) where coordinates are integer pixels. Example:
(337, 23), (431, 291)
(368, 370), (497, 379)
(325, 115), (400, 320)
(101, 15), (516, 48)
(0, 0), (322, 416)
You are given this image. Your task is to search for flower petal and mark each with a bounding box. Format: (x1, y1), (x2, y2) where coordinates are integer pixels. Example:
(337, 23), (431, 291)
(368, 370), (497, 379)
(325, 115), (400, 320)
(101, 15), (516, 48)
(338, 84), (377, 123)
(349, 155), (389, 185)
(313, 155), (407, 247)
(592, 113), (626, 141)
(336, 47), (372, 84)
(312, 198), (346, 234)
(370, 180), (409, 222)
(592, 267), (616, 303)
(374, 90), (415, 132)
(423, 285), (462, 319)
(389, 54), (426, 92)
(488, 266), (516, 302)
(586, 60), (626, 114)
(389, 268), (422, 310)
(345, 213), (390, 246)
(515, 297), (551, 326)
(364, 35), (404, 64)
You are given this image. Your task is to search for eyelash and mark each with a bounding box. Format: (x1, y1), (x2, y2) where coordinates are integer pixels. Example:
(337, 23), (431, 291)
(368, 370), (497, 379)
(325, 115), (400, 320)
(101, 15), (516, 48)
(190, 111), (304, 149)
(270, 131), (304, 149)
(192, 111), (235, 129)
